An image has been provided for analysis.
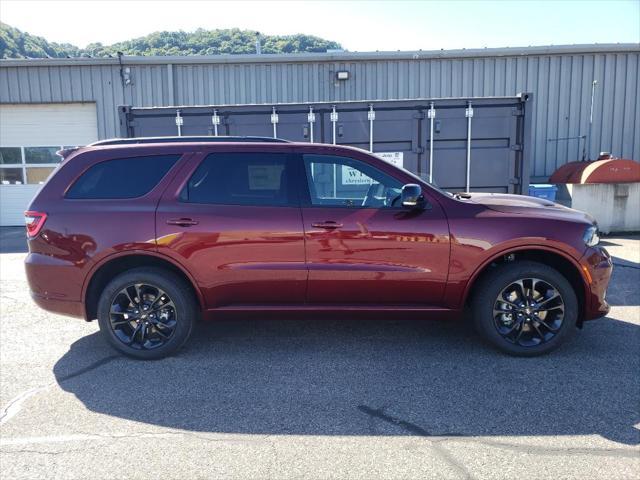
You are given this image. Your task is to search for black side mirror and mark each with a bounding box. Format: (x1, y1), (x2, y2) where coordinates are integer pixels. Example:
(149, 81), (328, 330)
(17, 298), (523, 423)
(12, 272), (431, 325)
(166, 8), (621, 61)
(401, 184), (425, 209)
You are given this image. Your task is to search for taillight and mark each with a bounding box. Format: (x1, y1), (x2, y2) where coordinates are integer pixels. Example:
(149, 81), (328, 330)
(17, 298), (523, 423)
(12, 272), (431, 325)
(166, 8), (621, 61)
(24, 211), (48, 238)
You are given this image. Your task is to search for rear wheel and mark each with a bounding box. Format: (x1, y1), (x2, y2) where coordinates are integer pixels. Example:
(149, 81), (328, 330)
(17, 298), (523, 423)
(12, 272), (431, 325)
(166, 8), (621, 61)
(471, 261), (578, 356)
(97, 267), (197, 359)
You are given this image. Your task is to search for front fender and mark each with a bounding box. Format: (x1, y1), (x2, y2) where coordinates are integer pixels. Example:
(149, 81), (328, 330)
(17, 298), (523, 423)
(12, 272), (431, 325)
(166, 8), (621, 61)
(443, 238), (589, 310)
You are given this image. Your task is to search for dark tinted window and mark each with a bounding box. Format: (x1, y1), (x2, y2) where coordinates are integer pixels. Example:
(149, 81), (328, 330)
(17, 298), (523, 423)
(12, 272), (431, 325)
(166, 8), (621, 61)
(182, 153), (293, 206)
(66, 155), (180, 199)
(25, 147), (60, 164)
(0, 147), (22, 164)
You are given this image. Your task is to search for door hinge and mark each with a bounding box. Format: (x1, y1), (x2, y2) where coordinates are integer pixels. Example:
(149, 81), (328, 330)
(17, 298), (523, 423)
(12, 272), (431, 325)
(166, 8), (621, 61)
(511, 107), (524, 117)
(509, 177), (521, 185)
(413, 111), (426, 120)
(510, 144), (523, 151)
(413, 146), (425, 154)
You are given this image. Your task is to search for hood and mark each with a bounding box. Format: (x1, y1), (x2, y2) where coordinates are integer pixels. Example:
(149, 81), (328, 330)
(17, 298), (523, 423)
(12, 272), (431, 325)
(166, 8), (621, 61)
(462, 192), (595, 224)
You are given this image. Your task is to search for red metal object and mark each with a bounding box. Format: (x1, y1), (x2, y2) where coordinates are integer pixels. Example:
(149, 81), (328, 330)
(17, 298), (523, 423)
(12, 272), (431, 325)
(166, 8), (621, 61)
(24, 141), (611, 324)
(549, 154), (640, 184)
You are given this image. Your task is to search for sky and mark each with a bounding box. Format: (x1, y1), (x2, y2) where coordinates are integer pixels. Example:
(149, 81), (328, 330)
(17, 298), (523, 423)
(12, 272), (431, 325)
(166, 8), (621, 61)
(0, 0), (638, 52)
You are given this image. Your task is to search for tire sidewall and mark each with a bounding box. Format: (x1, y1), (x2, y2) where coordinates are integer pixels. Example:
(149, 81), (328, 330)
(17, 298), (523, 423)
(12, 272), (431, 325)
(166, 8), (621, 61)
(97, 268), (195, 360)
(472, 261), (578, 356)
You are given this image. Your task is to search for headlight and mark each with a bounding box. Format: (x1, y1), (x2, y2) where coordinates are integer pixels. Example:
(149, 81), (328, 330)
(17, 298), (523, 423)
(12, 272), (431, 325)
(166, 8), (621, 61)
(583, 225), (600, 247)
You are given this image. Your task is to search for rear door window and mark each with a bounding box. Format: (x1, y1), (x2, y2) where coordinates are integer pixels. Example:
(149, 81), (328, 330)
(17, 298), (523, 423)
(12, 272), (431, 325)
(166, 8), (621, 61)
(66, 154), (180, 199)
(181, 152), (296, 206)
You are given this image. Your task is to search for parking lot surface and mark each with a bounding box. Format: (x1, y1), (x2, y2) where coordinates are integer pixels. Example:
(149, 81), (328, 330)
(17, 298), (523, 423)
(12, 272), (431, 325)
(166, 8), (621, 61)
(1, 227), (638, 479)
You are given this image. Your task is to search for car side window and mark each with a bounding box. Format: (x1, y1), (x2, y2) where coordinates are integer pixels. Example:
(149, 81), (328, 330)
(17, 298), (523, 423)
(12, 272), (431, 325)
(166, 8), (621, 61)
(181, 152), (294, 206)
(66, 154), (181, 199)
(303, 154), (403, 208)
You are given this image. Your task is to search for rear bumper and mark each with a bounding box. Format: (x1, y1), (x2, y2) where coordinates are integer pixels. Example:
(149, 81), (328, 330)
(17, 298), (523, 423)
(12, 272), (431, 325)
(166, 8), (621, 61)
(581, 246), (613, 321)
(30, 291), (85, 318)
(25, 252), (85, 319)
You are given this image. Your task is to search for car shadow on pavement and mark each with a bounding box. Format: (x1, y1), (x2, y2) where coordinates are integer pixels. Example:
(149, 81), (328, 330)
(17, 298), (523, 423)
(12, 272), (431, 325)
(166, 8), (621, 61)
(53, 309), (639, 445)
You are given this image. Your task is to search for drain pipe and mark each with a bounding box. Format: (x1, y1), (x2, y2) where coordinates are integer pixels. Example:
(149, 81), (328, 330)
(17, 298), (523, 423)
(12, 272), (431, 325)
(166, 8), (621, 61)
(212, 109), (220, 137)
(308, 106), (315, 143)
(586, 80), (598, 161)
(175, 109), (183, 136)
(465, 101), (474, 193)
(270, 107), (279, 138)
(428, 102), (436, 184)
(331, 105), (338, 198)
(368, 104), (375, 152)
(331, 105), (338, 145)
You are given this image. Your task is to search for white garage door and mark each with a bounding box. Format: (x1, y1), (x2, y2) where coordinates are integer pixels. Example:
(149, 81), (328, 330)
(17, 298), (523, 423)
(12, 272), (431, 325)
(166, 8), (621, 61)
(0, 103), (98, 226)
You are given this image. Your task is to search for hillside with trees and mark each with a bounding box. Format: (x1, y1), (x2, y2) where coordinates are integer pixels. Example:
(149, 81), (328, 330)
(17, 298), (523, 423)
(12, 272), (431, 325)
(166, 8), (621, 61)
(0, 23), (343, 59)
(0, 23), (82, 58)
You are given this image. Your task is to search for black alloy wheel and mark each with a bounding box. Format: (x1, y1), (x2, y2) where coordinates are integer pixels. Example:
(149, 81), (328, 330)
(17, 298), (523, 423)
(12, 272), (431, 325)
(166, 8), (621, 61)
(493, 278), (565, 347)
(109, 283), (177, 350)
(471, 260), (578, 356)
(97, 267), (197, 359)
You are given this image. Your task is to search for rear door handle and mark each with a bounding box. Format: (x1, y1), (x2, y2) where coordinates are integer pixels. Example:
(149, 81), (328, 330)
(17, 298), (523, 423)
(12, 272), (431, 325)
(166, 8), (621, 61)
(166, 218), (199, 227)
(311, 221), (343, 229)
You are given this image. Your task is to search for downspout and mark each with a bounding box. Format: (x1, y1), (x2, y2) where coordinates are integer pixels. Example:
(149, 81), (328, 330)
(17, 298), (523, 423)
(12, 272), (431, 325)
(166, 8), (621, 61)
(116, 51), (127, 104)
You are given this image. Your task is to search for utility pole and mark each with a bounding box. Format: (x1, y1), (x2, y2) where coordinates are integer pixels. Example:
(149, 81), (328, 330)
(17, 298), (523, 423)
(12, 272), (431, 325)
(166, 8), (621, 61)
(255, 32), (261, 55)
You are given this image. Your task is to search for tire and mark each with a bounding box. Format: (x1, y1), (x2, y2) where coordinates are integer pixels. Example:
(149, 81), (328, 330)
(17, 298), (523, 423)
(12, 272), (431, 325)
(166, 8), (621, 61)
(97, 267), (197, 360)
(471, 260), (578, 356)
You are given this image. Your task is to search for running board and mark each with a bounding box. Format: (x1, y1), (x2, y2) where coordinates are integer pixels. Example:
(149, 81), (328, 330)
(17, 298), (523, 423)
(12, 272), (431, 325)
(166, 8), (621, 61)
(202, 304), (460, 320)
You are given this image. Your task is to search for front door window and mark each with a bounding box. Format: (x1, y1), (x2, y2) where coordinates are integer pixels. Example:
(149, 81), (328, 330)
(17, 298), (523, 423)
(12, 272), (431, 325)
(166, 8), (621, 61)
(303, 154), (402, 208)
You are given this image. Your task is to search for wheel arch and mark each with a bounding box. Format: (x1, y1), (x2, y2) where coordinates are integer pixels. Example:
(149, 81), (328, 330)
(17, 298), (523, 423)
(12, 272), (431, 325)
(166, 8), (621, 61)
(463, 246), (589, 326)
(83, 251), (205, 321)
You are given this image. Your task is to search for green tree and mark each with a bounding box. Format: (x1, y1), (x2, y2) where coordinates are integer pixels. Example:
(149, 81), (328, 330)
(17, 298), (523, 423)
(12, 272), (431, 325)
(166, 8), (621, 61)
(1, 22), (81, 58)
(1, 24), (342, 59)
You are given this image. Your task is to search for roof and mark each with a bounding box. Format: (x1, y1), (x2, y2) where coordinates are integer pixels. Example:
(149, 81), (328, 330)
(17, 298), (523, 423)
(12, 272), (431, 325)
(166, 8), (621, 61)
(89, 136), (289, 146)
(72, 141), (372, 156)
(1, 43), (638, 67)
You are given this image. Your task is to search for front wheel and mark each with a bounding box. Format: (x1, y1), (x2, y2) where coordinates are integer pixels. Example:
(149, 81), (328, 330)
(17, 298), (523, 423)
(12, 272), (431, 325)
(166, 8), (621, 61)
(471, 261), (578, 356)
(97, 267), (197, 360)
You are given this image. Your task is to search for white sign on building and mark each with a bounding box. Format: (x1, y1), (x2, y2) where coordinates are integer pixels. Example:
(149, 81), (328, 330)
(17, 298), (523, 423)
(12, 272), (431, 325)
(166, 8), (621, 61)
(375, 151), (404, 168)
(341, 152), (404, 185)
(341, 167), (372, 185)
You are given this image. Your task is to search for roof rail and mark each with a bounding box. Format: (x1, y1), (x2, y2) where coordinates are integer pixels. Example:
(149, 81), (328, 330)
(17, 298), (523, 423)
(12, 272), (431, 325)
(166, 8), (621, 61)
(89, 136), (290, 146)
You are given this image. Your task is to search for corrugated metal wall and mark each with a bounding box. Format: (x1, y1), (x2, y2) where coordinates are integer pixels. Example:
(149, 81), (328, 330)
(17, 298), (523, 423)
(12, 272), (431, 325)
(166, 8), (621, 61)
(0, 64), (124, 141)
(1, 46), (638, 180)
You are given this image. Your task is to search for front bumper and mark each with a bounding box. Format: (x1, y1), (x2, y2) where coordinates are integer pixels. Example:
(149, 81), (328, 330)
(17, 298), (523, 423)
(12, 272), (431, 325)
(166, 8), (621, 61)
(581, 246), (613, 320)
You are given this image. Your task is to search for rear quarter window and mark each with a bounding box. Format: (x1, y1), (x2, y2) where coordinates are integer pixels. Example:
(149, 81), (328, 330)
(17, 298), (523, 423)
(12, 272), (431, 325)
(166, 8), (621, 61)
(65, 154), (180, 199)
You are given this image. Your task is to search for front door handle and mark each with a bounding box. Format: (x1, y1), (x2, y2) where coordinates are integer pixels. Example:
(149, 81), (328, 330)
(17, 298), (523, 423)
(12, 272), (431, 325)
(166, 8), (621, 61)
(311, 221), (343, 229)
(166, 218), (199, 227)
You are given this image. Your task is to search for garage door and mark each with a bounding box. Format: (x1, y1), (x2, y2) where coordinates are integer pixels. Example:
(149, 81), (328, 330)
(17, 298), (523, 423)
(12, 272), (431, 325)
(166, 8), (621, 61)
(0, 103), (98, 226)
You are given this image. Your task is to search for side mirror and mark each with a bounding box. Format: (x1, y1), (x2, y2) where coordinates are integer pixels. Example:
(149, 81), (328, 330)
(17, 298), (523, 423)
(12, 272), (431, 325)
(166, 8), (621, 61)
(401, 184), (425, 209)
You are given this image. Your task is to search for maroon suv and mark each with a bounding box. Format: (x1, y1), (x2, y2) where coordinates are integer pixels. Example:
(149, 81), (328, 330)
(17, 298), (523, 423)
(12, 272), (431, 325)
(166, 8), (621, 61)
(25, 138), (612, 359)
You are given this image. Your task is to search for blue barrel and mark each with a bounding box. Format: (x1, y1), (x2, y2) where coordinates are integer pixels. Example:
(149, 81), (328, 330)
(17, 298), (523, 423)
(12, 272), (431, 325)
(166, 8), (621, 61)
(528, 184), (558, 201)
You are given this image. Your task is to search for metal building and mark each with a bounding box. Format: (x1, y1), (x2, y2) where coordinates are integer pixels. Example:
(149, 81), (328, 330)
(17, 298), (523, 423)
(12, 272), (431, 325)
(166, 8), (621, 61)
(1, 43), (639, 225)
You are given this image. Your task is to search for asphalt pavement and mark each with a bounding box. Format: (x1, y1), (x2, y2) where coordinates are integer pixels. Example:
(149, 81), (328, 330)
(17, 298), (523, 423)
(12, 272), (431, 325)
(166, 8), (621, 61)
(0, 227), (638, 479)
